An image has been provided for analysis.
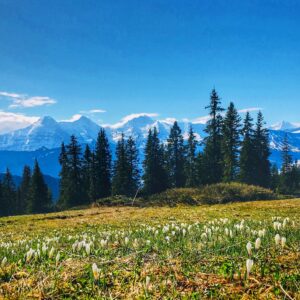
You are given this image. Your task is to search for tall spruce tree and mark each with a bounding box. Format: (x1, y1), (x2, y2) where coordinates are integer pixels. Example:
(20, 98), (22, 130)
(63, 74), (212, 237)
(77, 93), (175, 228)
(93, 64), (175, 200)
(167, 121), (186, 187)
(203, 89), (224, 184)
(239, 112), (255, 184)
(281, 134), (292, 174)
(279, 134), (296, 194)
(185, 126), (198, 187)
(95, 129), (112, 198)
(221, 102), (241, 182)
(143, 128), (168, 195)
(126, 136), (140, 196)
(253, 111), (271, 187)
(112, 134), (130, 196)
(1, 169), (17, 216)
(28, 160), (51, 213)
(82, 144), (92, 202)
(58, 142), (70, 208)
(88, 152), (97, 202)
(18, 165), (31, 214)
(66, 135), (85, 206)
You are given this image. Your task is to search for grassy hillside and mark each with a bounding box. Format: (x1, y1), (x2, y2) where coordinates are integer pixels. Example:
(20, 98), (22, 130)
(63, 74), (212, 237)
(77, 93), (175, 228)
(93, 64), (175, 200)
(0, 199), (300, 299)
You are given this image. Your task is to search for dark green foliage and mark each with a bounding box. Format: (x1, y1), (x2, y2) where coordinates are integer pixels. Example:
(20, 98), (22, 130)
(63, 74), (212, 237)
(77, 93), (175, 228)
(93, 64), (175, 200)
(185, 126), (198, 187)
(94, 129), (112, 198)
(143, 128), (168, 195)
(203, 89), (224, 184)
(270, 164), (280, 191)
(252, 112), (271, 187)
(58, 142), (69, 208)
(126, 136), (140, 196)
(278, 135), (300, 194)
(1, 169), (17, 216)
(221, 102), (241, 182)
(239, 112), (256, 184)
(281, 134), (293, 174)
(82, 144), (92, 202)
(167, 121), (186, 187)
(88, 152), (98, 202)
(58, 136), (86, 208)
(18, 165), (31, 214)
(28, 160), (51, 213)
(112, 135), (139, 196)
(112, 134), (130, 196)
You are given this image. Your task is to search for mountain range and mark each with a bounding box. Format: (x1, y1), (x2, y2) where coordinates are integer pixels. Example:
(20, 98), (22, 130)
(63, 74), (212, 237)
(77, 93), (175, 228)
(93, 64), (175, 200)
(0, 115), (299, 179)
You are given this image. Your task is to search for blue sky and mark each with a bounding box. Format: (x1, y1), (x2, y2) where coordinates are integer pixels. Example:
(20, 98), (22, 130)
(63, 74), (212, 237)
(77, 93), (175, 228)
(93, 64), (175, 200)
(0, 0), (300, 130)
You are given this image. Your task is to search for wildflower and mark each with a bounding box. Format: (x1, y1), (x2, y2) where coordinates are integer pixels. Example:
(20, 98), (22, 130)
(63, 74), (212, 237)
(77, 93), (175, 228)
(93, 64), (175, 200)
(100, 239), (107, 248)
(124, 237), (129, 245)
(246, 242), (252, 255)
(26, 248), (35, 262)
(281, 237), (286, 248)
(56, 252), (60, 265)
(1, 257), (7, 267)
(255, 238), (261, 250)
(49, 247), (55, 259)
(145, 276), (151, 290)
(42, 244), (47, 255)
(246, 259), (254, 277)
(85, 243), (91, 255)
(275, 234), (281, 245)
(92, 263), (100, 281)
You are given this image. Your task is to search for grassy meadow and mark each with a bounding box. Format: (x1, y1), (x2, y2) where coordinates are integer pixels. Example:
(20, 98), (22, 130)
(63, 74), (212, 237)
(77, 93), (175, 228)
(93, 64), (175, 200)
(0, 199), (300, 299)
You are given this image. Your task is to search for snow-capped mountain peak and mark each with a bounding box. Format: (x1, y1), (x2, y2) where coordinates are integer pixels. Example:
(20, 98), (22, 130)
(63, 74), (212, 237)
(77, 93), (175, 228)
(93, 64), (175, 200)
(270, 121), (300, 131)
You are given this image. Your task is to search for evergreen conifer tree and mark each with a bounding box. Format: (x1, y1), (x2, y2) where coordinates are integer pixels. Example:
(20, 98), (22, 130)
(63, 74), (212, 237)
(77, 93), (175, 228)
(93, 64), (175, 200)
(221, 102), (241, 182)
(253, 112), (271, 187)
(58, 142), (70, 208)
(28, 160), (51, 213)
(1, 168), (17, 215)
(239, 112), (255, 184)
(185, 126), (198, 187)
(19, 165), (31, 214)
(112, 134), (130, 196)
(203, 89), (224, 184)
(94, 129), (112, 198)
(82, 144), (92, 202)
(143, 128), (168, 195)
(65, 135), (85, 206)
(126, 136), (140, 196)
(167, 121), (186, 187)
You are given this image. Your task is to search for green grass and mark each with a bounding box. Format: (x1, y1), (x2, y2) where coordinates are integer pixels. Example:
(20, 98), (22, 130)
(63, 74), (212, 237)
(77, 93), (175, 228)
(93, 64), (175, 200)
(0, 199), (300, 299)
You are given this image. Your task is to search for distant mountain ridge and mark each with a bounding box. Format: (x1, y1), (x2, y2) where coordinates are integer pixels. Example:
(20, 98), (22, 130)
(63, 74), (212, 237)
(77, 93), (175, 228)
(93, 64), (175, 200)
(0, 115), (300, 177)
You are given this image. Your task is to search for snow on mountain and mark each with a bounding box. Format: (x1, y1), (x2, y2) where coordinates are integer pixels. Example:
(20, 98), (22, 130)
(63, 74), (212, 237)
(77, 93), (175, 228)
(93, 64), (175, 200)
(269, 121), (300, 132)
(1, 114), (300, 175)
(0, 116), (70, 151)
(60, 115), (101, 144)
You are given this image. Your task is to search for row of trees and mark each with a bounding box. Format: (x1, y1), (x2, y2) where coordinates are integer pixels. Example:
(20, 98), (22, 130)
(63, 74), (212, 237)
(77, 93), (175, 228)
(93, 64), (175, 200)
(0, 160), (52, 216)
(57, 89), (300, 209)
(1, 89), (299, 216)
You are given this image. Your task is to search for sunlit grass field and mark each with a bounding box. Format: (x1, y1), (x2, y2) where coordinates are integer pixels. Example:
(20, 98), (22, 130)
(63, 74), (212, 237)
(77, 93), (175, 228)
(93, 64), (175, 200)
(0, 199), (300, 299)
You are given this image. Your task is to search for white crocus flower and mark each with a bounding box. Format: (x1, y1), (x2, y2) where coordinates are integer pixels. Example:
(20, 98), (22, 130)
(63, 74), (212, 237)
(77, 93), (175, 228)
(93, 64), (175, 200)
(92, 263), (100, 280)
(275, 234), (281, 245)
(281, 237), (286, 248)
(49, 247), (55, 259)
(246, 259), (254, 277)
(255, 238), (261, 250)
(56, 252), (60, 265)
(1, 257), (7, 267)
(246, 242), (252, 255)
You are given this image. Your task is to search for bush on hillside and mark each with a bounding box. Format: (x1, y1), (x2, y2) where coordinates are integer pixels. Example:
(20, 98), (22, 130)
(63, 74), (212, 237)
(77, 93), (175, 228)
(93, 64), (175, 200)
(146, 182), (278, 206)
